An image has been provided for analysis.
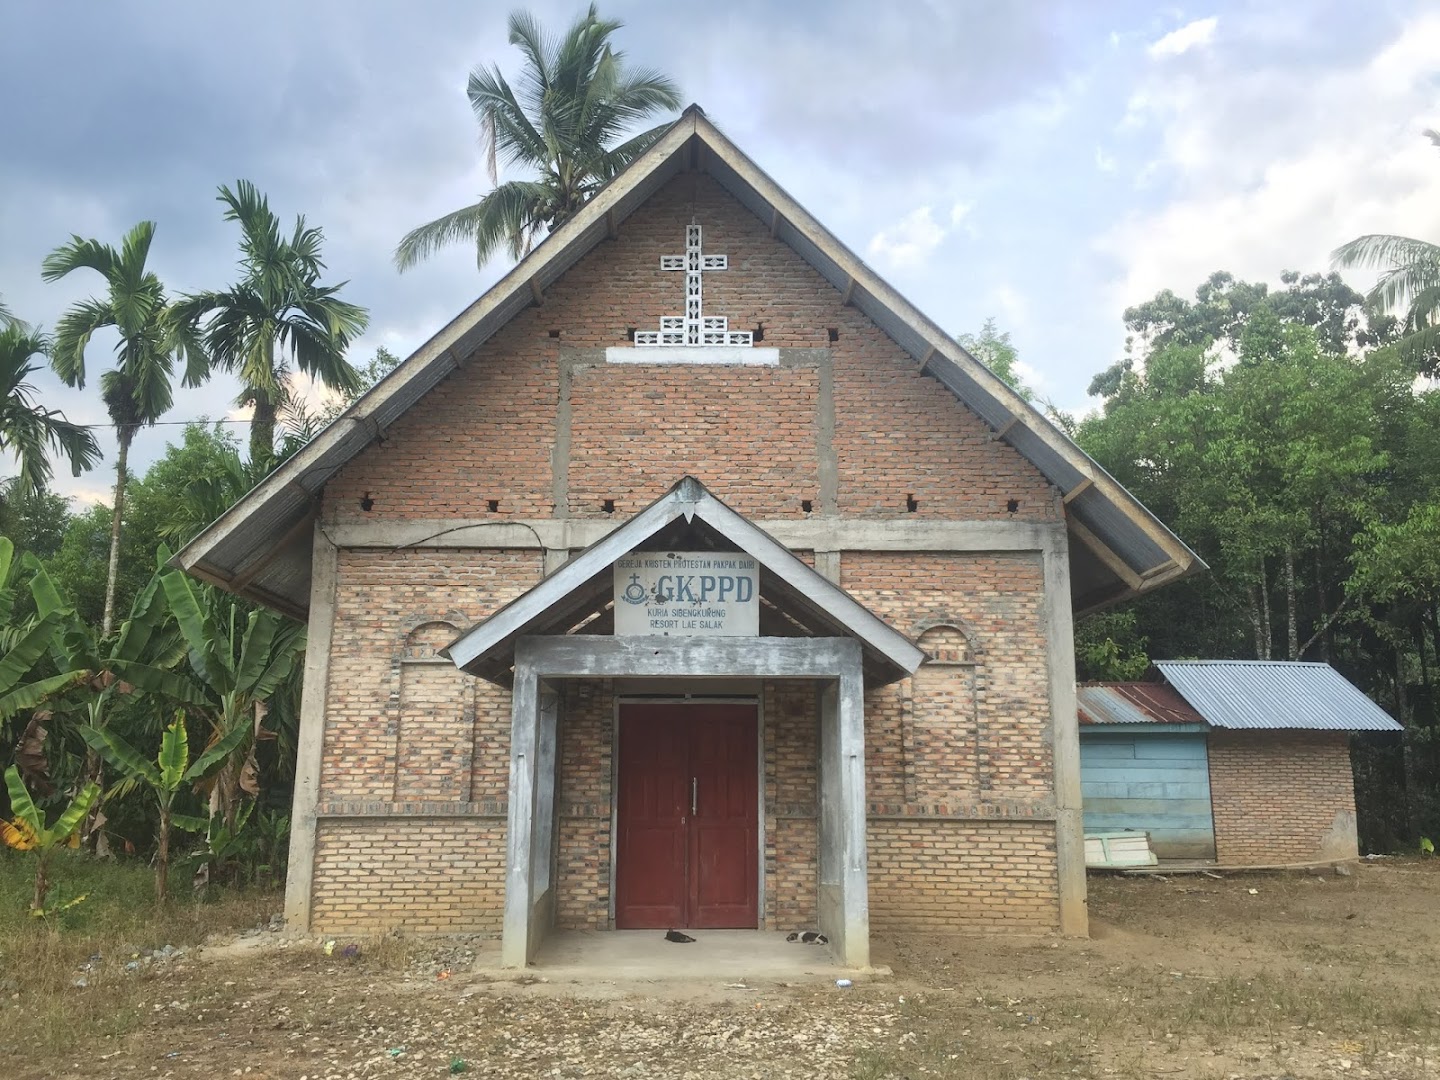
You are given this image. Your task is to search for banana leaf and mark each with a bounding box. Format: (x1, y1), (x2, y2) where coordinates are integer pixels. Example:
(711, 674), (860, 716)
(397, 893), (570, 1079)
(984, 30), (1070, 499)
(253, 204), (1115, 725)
(80, 725), (161, 786)
(3, 765), (43, 835)
(158, 721), (188, 791)
(184, 723), (251, 783)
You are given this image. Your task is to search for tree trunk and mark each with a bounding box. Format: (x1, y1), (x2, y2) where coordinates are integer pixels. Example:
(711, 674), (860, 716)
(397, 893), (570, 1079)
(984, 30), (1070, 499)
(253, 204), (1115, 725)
(101, 426), (133, 637)
(1314, 544), (1330, 662)
(1395, 647), (1424, 842)
(249, 386), (276, 468)
(156, 805), (170, 906)
(32, 851), (50, 912)
(1259, 562), (1272, 661)
(1247, 583), (1267, 660)
(1284, 542), (1299, 661)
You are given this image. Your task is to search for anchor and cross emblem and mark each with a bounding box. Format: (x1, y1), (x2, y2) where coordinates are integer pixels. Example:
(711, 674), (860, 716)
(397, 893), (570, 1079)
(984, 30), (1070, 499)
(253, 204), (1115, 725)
(633, 224), (753, 347)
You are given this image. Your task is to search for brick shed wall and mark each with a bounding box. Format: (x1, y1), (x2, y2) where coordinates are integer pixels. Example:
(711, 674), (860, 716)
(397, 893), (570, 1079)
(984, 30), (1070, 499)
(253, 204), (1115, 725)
(1208, 731), (1360, 865)
(302, 171), (1069, 937)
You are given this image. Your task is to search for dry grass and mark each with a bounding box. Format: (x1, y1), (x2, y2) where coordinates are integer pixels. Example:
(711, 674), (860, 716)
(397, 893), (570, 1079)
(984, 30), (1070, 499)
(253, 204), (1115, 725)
(0, 848), (279, 1054)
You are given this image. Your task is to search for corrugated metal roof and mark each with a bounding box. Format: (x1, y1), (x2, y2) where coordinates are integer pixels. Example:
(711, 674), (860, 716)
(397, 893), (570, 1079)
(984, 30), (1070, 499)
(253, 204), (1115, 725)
(1077, 683), (1205, 726)
(1155, 660), (1402, 732)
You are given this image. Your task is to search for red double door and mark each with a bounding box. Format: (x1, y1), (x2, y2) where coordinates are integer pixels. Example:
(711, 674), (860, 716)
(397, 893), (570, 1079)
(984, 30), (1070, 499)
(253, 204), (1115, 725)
(614, 703), (759, 929)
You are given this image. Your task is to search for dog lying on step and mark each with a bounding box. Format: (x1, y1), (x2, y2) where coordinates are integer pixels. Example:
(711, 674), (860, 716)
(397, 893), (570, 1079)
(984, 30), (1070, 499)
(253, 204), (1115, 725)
(786, 931), (828, 944)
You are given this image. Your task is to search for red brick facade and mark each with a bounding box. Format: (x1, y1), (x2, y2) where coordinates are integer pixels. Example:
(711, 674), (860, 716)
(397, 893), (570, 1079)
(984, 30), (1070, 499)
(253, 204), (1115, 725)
(1207, 731), (1359, 865)
(304, 173), (1070, 937)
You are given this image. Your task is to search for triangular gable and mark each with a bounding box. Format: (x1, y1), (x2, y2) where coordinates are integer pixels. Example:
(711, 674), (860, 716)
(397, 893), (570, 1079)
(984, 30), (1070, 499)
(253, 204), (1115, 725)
(173, 105), (1203, 616)
(445, 476), (927, 687)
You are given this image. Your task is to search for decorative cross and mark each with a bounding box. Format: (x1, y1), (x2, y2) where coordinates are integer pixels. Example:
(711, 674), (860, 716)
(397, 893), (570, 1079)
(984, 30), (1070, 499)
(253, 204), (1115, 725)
(634, 224), (753, 347)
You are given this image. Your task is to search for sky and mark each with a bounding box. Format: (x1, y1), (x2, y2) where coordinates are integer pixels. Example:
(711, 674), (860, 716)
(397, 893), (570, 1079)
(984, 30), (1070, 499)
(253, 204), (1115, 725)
(2, 0), (1438, 506)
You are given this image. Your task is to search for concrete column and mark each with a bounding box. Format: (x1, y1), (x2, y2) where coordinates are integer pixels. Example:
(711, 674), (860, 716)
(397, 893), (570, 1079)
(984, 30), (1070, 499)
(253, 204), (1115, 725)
(283, 524), (339, 931)
(1043, 535), (1089, 936)
(817, 641), (870, 968)
(528, 687), (561, 955)
(501, 663), (541, 967)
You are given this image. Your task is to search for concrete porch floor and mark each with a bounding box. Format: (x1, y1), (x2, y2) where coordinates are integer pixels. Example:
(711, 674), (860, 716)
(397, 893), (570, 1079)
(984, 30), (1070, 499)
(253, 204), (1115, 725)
(474, 930), (844, 983)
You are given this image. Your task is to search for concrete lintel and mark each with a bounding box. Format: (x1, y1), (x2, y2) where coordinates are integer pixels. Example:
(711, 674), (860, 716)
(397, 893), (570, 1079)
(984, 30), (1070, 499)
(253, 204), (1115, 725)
(283, 524), (339, 931)
(516, 635), (863, 680)
(1043, 535), (1088, 937)
(325, 517), (1066, 554)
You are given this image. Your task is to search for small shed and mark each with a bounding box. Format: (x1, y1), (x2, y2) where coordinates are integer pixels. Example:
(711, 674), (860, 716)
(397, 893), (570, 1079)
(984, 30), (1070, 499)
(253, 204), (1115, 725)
(1079, 661), (1402, 866)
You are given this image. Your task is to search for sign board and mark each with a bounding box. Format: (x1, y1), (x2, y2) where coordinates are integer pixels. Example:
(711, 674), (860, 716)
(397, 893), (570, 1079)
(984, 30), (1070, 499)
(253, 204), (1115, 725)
(613, 552), (759, 636)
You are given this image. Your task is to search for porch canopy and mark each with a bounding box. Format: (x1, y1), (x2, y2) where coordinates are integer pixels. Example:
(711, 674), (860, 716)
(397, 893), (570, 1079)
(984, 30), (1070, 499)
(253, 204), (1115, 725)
(443, 477), (926, 968)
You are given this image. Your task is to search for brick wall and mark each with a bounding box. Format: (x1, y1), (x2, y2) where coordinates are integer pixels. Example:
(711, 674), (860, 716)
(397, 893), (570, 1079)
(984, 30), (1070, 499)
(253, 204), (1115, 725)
(1208, 731), (1360, 864)
(869, 820), (1058, 932)
(320, 548), (540, 802)
(556, 679), (613, 929)
(310, 818), (505, 933)
(765, 681), (819, 929)
(842, 553), (1055, 807)
(323, 174), (1059, 524)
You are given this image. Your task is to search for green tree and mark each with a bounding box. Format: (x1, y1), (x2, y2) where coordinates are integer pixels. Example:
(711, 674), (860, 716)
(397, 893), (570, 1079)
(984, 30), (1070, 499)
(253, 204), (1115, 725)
(1080, 276), (1402, 665)
(41, 221), (200, 635)
(171, 181), (368, 466)
(395, 4), (681, 270)
(0, 326), (101, 495)
(0, 484), (72, 563)
(958, 318), (1033, 401)
(81, 716), (245, 903)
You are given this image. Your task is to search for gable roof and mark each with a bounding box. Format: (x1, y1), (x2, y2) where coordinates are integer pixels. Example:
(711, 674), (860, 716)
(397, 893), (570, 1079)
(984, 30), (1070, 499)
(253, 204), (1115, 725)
(1154, 660), (1402, 732)
(173, 105), (1203, 617)
(445, 476), (927, 687)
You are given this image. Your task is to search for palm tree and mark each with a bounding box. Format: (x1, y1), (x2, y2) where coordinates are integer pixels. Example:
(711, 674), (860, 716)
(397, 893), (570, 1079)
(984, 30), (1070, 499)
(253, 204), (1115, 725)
(0, 295), (21, 330)
(172, 181), (368, 466)
(1333, 130), (1440, 372)
(42, 221), (199, 635)
(0, 326), (101, 494)
(395, 4), (681, 271)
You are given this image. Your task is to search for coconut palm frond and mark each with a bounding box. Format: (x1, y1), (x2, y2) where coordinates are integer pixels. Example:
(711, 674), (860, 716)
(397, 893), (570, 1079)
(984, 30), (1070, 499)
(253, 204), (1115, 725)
(405, 5), (680, 271)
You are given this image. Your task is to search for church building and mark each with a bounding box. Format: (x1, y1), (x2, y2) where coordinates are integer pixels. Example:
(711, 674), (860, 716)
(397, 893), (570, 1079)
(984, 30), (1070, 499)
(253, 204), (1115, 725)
(176, 106), (1200, 968)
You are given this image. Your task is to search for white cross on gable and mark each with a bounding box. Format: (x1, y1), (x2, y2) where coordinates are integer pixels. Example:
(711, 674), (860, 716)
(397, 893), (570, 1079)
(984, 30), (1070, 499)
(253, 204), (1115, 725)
(634, 224), (753, 347)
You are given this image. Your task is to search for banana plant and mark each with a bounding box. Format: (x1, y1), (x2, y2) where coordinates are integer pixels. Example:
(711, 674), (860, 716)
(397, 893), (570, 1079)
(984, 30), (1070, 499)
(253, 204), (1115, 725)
(0, 539), (90, 787)
(28, 551), (187, 851)
(158, 570), (305, 833)
(81, 715), (246, 903)
(2, 765), (100, 912)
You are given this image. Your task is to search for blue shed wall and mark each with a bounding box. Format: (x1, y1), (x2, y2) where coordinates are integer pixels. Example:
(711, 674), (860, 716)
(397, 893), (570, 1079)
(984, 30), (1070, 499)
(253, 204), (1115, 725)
(1080, 731), (1216, 860)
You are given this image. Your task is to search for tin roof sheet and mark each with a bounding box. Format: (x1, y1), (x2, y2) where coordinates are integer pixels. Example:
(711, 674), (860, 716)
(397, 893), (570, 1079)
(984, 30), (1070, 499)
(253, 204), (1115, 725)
(1154, 660), (1402, 732)
(1077, 683), (1205, 726)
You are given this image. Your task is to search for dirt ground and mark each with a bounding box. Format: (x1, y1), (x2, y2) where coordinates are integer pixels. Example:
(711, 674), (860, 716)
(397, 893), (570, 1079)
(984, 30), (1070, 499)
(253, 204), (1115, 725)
(7, 860), (1439, 1080)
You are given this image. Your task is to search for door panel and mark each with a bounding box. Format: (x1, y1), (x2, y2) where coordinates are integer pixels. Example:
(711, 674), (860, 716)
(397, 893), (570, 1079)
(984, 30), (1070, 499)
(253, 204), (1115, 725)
(614, 709), (689, 928)
(688, 708), (759, 928)
(614, 703), (758, 929)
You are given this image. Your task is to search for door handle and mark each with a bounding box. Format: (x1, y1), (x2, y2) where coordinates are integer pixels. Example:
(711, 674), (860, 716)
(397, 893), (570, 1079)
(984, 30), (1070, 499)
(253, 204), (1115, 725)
(691, 777), (697, 816)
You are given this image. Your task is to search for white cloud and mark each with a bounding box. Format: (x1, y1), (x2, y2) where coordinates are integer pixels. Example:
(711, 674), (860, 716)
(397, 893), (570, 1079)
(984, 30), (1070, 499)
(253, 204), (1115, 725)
(1147, 16), (1218, 59)
(986, 283), (1032, 336)
(1096, 12), (1440, 317)
(950, 200), (974, 226)
(868, 206), (947, 268)
(1095, 147), (1118, 173)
